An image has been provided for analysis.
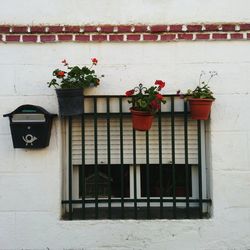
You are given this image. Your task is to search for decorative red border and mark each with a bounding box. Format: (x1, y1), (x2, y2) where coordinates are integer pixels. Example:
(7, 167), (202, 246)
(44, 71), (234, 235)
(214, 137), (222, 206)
(0, 23), (250, 43)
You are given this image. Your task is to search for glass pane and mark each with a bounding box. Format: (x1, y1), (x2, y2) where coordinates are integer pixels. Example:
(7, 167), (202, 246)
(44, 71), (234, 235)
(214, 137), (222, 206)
(79, 165), (130, 198)
(140, 164), (192, 197)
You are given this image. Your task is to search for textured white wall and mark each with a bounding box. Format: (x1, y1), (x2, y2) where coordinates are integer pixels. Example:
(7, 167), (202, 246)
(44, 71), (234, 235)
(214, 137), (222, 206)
(1, 0), (250, 249)
(0, 0), (250, 24)
(0, 41), (250, 250)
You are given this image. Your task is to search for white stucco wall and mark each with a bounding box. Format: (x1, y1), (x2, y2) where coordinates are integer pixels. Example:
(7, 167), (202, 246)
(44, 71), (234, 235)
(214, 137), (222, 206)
(0, 41), (250, 250)
(1, 0), (250, 25)
(1, 1), (250, 249)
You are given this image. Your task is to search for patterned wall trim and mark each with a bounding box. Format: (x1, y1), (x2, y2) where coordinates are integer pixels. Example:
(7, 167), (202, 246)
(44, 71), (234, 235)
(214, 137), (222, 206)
(0, 23), (250, 43)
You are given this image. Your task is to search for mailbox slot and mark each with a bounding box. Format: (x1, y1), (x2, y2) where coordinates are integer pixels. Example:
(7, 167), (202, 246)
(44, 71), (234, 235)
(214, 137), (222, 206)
(12, 114), (46, 123)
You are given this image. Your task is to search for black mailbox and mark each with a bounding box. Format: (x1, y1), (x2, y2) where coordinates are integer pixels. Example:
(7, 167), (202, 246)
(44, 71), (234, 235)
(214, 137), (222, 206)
(3, 104), (57, 149)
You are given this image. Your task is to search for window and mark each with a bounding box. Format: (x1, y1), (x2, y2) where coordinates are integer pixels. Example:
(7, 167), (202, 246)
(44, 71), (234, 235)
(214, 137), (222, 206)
(62, 96), (211, 220)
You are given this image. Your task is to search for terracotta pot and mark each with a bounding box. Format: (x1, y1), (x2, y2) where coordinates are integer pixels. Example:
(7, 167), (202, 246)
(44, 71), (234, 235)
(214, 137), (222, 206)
(130, 108), (154, 131)
(189, 98), (214, 120)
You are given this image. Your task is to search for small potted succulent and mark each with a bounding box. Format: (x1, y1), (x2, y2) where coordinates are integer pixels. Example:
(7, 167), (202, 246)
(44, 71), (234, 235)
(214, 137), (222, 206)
(177, 71), (217, 120)
(125, 80), (166, 131)
(47, 58), (103, 116)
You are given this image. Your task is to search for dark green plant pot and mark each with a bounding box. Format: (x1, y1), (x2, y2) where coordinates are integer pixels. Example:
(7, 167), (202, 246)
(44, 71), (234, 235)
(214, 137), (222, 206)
(55, 88), (83, 116)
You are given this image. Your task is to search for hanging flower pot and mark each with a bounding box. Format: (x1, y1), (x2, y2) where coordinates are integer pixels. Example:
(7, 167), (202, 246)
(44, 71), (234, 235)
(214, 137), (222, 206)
(47, 58), (104, 116)
(177, 71), (217, 121)
(189, 98), (214, 120)
(55, 88), (83, 116)
(130, 108), (154, 131)
(126, 81), (167, 132)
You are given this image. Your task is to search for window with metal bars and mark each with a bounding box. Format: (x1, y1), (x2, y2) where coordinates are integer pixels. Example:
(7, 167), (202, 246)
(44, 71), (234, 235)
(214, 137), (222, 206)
(62, 95), (211, 220)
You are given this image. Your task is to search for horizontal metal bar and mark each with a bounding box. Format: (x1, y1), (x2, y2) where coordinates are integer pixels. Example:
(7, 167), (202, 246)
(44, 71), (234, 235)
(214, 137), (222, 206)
(74, 111), (188, 117)
(62, 198), (212, 204)
(82, 94), (181, 98)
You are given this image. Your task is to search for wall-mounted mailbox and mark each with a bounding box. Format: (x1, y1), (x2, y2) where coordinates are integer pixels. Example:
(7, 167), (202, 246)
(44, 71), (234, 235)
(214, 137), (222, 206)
(3, 104), (57, 148)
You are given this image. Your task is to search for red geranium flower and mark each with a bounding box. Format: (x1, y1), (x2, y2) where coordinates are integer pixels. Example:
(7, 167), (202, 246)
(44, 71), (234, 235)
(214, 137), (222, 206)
(125, 89), (135, 96)
(56, 71), (65, 78)
(156, 93), (163, 100)
(155, 80), (165, 90)
(91, 58), (98, 65)
(150, 99), (160, 110)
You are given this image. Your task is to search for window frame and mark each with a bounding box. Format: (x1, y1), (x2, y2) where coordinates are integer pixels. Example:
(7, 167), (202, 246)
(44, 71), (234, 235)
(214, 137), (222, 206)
(61, 95), (211, 220)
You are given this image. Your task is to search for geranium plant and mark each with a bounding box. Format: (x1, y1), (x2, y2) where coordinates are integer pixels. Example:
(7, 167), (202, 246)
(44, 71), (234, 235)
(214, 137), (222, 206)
(126, 80), (166, 113)
(47, 58), (103, 89)
(177, 71), (217, 99)
(177, 71), (217, 120)
(125, 80), (167, 131)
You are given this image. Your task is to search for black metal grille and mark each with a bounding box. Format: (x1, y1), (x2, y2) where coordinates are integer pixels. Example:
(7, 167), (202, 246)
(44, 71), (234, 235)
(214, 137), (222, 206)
(62, 95), (211, 220)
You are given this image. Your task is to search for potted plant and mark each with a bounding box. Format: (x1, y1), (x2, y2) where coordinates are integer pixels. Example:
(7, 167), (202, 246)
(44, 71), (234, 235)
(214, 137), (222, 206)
(177, 71), (217, 120)
(125, 80), (166, 131)
(47, 58), (103, 116)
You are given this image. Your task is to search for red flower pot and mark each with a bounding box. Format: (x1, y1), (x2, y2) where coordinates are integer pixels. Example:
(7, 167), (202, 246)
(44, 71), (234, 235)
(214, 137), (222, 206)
(189, 98), (214, 120)
(130, 109), (154, 131)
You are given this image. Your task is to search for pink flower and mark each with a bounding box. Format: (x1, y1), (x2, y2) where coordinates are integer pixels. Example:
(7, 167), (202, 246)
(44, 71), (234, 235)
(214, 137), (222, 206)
(176, 90), (184, 99)
(61, 59), (68, 66)
(91, 58), (98, 65)
(125, 89), (135, 96)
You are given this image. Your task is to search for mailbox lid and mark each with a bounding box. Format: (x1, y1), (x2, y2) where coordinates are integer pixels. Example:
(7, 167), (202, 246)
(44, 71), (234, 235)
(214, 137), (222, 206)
(3, 104), (57, 119)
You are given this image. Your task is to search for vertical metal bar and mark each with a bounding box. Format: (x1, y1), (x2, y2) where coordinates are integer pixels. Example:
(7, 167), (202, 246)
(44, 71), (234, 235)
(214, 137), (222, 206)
(146, 131), (150, 219)
(119, 97), (124, 218)
(68, 116), (73, 220)
(184, 100), (190, 218)
(133, 129), (137, 219)
(197, 120), (203, 218)
(106, 97), (112, 219)
(171, 96), (176, 219)
(94, 97), (98, 219)
(158, 108), (163, 218)
(81, 100), (85, 219)
(132, 95), (138, 219)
